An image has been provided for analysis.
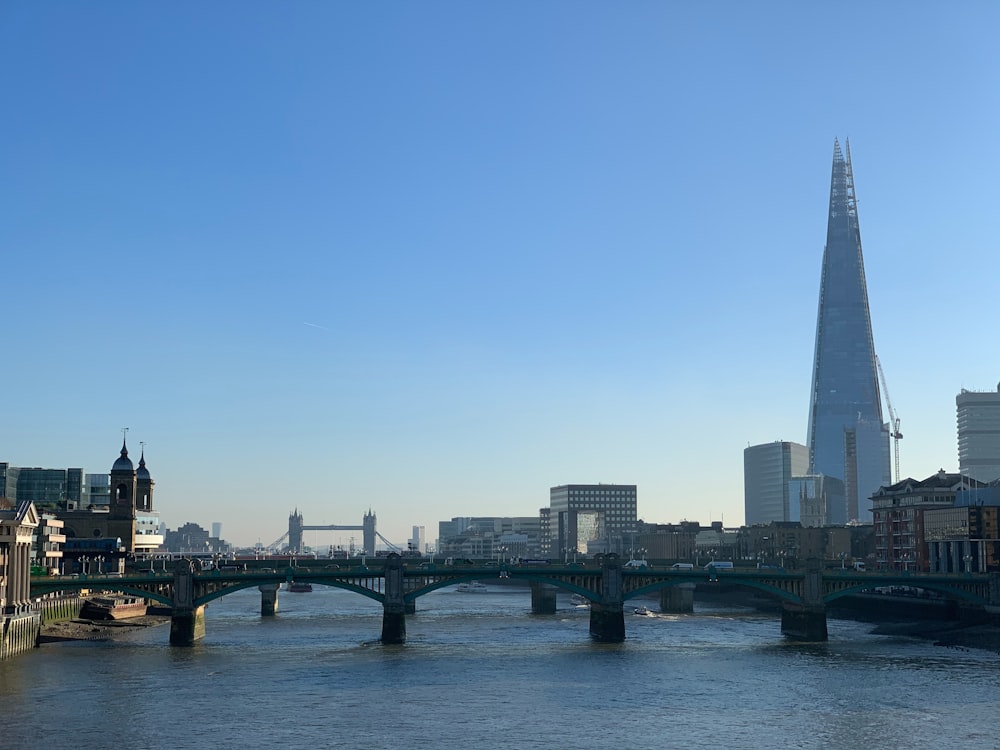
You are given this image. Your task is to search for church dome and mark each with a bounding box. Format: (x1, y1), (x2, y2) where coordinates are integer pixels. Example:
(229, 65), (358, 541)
(112, 440), (134, 472)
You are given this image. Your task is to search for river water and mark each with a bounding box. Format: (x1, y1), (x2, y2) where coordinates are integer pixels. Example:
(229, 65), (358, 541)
(3, 585), (998, 749)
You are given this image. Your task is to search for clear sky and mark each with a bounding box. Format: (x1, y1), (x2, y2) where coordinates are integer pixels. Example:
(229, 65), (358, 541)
(2, 3), (998, 549)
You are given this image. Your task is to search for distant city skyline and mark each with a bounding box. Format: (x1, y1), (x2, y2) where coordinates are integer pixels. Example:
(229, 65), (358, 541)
(2, 5), (998, 546)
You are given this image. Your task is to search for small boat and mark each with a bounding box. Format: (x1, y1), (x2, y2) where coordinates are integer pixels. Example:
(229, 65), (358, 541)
(456, 581), (489, 593)
(286, 581), (313, 592)
(570, 594), (589, 606)
(633, 606), (652, 616)
(80, 595), (148, 620)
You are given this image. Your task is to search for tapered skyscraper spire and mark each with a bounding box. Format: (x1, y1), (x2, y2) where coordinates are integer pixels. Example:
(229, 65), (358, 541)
(807, 139), (890, 523)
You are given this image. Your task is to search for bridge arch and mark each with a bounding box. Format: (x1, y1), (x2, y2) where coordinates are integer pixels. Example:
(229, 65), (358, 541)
(625, 577), (802, 605)
(823, 581), (989, 607)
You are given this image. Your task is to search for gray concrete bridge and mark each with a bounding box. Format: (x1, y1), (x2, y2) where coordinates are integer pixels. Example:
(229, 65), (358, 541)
(30, 554), (1000, 645)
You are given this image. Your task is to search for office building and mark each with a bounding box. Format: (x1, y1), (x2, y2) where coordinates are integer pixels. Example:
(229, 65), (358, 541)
(743, 441), (809, 525)
(547, 484), (637, 557)
(437, 516), (541, 559)
(957, 384), (1000, 483)
(925, 482), (1000, 573)
(0, 464), (84, 509)
(806, 139), (890, 523)
(84, 473), (110, 508)
(408, 525), (425, 553)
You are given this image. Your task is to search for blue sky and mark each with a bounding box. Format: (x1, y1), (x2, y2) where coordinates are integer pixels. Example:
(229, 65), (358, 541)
(3, 3), (998, 549)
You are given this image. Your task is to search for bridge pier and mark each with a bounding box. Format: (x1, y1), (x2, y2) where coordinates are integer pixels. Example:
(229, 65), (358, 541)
(781, 558), (827, 641)
(380, 553), (406, 644)
(780, 604), (827, 641)
(170, 605), (206, 646)
(170, 558), (206, 646)
(404, 600), (416, 615)
(259, 584), (280, 616)
(530, 582), (557, 614)
(589, 554), (625, 642)
(659, 583), (695, 613)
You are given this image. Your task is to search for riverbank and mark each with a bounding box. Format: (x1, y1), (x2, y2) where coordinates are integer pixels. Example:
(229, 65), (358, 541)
(37, 615), (170, 643)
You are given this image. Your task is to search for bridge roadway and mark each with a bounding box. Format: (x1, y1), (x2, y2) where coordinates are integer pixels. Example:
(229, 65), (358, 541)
(31, 554), (1000, 645)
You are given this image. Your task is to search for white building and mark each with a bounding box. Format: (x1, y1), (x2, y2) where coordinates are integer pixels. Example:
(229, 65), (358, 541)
(743, 441), (809, 525)
(957, 384), (1000, 483)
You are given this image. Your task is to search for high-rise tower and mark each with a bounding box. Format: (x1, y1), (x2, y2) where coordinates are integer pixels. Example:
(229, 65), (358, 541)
(957, 384), (1000, 483)
(806, 139), (890, 524)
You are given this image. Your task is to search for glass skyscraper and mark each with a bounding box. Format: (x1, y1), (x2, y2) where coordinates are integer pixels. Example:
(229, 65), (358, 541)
(806, 139), (890, 524)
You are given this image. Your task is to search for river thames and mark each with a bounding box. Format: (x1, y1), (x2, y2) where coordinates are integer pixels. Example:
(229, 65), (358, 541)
(2, 585), (998, 749)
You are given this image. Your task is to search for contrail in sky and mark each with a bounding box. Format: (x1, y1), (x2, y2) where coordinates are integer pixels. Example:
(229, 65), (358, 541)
(303, 322), (330, 331)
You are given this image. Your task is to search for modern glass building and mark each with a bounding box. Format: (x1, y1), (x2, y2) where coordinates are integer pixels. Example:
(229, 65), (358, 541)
(806, 139), (890, 524)
(743, 441), (809, 525)
(0, 463), (85, 509)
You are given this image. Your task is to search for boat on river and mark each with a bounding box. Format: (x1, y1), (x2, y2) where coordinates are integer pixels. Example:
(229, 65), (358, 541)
(456, 581), (489, 593)
(286, 581), (313, 592)
(570, 594), (589, 606)
(633, 606), (652, 616)
(80, 595), (148, 620)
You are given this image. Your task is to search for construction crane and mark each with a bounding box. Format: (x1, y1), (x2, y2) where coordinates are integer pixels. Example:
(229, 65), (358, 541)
(875, 355), (903, 483)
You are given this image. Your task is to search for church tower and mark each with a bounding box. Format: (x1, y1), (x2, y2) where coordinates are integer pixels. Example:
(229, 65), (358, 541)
(108, 436), (138, 550)
(136, 446), (154, 512)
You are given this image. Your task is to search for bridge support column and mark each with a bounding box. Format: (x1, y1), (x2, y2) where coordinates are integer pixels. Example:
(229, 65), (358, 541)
(404, 600), (416, 615)
(589, 554), (624, 642)
(170, 605), (206, 646)
(530, 582), (557, 614)
(170, 559), (206, 646)
(781, 558), (827, 641)
(660, 583), (695, 613)
(380, 553), (406, 644)
(780, 604), (827, 641)
(259, 584), (280, 617)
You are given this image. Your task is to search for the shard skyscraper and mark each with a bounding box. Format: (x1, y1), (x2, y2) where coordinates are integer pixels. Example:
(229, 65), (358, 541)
(806, 139), (890, 524)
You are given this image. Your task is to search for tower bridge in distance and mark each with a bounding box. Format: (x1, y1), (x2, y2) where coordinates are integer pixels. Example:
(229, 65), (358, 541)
(268, 510), (381, 557)
(31, 556), (1000, 646)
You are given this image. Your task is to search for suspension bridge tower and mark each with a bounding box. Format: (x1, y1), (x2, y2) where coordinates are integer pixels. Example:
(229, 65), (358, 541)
(363, 509), (376, 556)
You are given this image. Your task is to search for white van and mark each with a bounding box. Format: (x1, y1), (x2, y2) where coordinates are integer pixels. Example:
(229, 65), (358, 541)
(704, 561), (734, 570)
(670, 563), (694, 570)
(624, 559), (648, 569)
